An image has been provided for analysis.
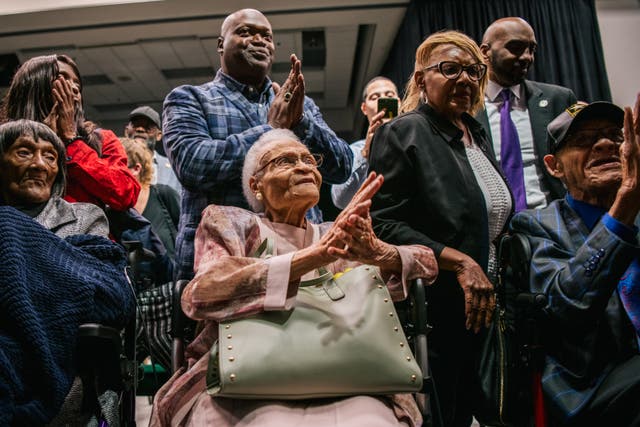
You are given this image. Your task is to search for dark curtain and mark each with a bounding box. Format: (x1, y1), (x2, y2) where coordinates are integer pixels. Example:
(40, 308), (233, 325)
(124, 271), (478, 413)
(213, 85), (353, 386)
(381, 0), (610, 102)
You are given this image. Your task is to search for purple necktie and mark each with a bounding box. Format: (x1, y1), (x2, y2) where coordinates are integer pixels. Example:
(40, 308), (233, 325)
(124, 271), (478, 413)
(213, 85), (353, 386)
(499, 89), (527, 211)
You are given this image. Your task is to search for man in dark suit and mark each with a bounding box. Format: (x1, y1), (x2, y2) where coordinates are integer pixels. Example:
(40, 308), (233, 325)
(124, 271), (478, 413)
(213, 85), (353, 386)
(478, 17), (577, 210)
(510, 98), (640, 426)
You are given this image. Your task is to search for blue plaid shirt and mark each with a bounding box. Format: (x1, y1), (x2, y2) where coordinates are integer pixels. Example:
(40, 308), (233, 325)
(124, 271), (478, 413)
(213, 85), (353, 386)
(163, 70), (353, 281)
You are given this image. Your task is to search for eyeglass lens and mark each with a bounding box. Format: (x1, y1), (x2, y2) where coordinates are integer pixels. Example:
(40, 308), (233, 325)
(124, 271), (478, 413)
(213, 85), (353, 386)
(440, 62), (485, 81)
(273, 153), (321, 168)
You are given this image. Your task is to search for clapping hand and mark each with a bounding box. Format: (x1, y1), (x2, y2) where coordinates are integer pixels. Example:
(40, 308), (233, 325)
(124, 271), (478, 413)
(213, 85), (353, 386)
(620, 93), (640, 196)
(268, 54), (305, 129)
(324, 173), (400, 271)
(611, 92), (640, 225)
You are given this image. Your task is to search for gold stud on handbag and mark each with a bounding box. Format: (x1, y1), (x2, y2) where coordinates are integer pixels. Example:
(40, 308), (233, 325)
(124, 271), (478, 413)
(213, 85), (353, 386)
(205, 238), (423, 399)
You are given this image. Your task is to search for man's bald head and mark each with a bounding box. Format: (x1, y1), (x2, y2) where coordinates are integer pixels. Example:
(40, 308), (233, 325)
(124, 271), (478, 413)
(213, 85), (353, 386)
(221, 9), (266, 37)
(482, 17), (533, 46)
(480, 17), (537, 87)
(217, 8), (275, 87)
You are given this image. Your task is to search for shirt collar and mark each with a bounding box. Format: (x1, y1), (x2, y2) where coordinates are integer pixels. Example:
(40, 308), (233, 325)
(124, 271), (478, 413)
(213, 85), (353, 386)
(418, 103), (488, 145)
(215, 70), (273, 101)
(486, 79), (523, 104)
(566, 193), (607, 231)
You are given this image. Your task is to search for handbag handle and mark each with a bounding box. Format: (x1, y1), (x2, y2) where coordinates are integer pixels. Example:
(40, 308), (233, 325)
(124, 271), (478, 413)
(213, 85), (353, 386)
(253, 237), (275, 259)
(252, 238), (345, 301)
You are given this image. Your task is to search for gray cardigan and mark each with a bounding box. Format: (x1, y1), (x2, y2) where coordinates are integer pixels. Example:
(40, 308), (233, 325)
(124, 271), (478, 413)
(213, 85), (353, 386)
(34, 197), (109, 238)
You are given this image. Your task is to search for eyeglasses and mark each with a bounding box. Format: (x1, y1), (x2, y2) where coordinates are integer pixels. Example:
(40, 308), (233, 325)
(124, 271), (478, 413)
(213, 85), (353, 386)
(423, 61), (487, 82)
(256, 152), (323, 174)
(562, 128), (624, 150)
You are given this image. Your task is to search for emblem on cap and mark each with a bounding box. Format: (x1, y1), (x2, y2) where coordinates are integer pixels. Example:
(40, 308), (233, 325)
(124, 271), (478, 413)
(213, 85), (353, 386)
(565, 102), (588, 117)
(539, 100), (548, 108)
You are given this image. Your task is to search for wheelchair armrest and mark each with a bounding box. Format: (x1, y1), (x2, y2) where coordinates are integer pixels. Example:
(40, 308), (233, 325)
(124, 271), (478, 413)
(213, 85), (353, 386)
(498, 233), (532, 288)
(78, 323), (122, 353)
(407, 278), (442, 426)
(411, 278), (428, 336)
(171, 279), (195, 373)
(500, 233), (548, 309)
(121, 240), (156, 263)
(76, 323), (124, 392)
(408, 278), (431, 390)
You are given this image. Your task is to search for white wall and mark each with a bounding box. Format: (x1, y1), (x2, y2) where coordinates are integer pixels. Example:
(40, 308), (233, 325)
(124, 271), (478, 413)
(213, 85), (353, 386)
(597, 7), (640, 107)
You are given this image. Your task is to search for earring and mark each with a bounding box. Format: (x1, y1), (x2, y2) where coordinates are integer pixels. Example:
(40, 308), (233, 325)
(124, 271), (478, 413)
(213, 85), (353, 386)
(256, 192), (263, 201)
(420, 89), (428, 103)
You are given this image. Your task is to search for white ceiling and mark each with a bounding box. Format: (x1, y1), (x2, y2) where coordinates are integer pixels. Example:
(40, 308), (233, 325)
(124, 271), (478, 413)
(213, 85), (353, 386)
(0, 0), (410, 139)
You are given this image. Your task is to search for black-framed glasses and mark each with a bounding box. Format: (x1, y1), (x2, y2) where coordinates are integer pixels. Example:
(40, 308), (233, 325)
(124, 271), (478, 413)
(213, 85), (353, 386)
(562, 128), (624, 150)
(423, 61), (487, 82)
(256, 152), (324, 174)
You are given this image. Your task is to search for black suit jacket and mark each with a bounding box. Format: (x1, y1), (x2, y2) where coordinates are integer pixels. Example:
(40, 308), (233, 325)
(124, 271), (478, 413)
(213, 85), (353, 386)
(369, 103), (514, 337)
(476, 80), (577, 204)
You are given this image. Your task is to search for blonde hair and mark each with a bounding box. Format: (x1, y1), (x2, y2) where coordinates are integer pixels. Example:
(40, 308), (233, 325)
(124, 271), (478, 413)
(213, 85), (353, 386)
(121, 137), (153, 185)
(400, 30), (487, 115)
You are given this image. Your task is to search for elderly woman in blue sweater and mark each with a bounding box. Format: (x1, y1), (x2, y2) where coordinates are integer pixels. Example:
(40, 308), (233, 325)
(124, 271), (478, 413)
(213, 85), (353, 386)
(0, 120), (134, 425)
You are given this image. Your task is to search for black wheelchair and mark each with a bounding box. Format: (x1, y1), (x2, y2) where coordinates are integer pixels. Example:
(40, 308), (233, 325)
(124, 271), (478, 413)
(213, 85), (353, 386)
(491, 232), (548, 427)
(69, 240), (151, 426)
(69, 239), (171, 426)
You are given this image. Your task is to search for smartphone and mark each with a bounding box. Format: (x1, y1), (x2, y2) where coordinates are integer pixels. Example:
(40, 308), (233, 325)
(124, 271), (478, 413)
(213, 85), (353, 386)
(377, 97), (399, 119)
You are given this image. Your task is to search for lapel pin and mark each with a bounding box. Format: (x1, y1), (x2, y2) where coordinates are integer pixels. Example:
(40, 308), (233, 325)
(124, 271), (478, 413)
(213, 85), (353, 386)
(539, 99), (549, 107)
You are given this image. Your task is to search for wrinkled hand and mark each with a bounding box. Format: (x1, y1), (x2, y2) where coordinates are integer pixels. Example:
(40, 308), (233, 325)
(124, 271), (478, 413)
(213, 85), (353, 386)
(268, 54), (305, 129)
(327, 207), (399, 270)
(52, 77), (78, 141)
(620, 94), (640, 193)
(305, 172), (385, 267)
(611, 93), (640, 225)
(313, 198), (372, 264)
(361, 110), (387, 159)
(455, 256), (495, 333)
(324, 173), (397, 266)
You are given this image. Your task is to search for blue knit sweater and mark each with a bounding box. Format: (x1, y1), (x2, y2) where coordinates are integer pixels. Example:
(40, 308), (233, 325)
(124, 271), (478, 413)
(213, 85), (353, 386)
(0, 206), (135, 425)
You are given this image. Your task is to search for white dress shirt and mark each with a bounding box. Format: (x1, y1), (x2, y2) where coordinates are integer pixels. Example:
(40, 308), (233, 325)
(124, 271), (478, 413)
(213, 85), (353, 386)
(484, 80), (548, 209)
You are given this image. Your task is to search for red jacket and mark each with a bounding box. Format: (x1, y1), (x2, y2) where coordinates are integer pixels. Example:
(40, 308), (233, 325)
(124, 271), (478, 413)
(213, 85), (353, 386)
(64, 129), (140, 211)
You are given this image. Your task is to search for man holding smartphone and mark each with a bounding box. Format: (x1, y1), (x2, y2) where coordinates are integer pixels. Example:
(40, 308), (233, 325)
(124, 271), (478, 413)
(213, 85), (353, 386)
(331, 76), (399, 208)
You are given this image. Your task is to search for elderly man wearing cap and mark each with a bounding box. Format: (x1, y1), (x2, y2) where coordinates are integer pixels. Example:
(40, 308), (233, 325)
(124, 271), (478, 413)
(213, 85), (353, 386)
(125, 106), (181, 193)
(510, 96), (640, 426)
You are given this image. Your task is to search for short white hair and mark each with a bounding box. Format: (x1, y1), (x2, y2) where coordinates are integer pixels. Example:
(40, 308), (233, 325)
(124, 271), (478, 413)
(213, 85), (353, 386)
(242, 129), (302, 212)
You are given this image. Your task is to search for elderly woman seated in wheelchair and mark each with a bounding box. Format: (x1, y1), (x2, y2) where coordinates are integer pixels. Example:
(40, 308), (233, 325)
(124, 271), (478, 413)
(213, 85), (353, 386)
(0, 120), (135, 425)
(150, 129), (438, 427)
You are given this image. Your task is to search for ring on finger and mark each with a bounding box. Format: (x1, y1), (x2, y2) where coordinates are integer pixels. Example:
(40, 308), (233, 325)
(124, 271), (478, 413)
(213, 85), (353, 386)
(284, 91), (293, 102)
